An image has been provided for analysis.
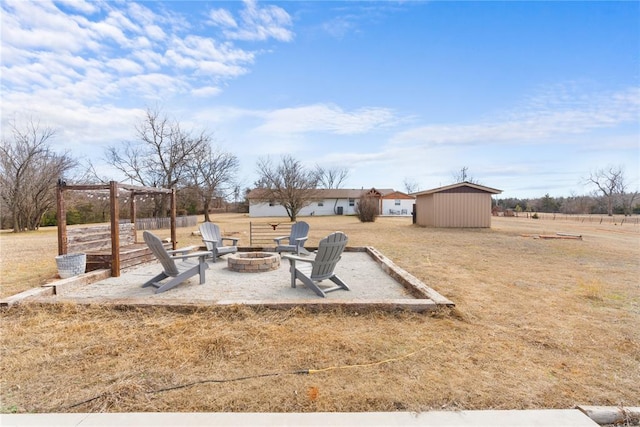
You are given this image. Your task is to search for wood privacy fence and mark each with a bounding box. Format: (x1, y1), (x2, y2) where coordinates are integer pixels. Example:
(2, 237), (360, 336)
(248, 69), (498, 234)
(250, 222), (293, 247)
(122, 215), (198, 230)
(67, 223), (136, 254)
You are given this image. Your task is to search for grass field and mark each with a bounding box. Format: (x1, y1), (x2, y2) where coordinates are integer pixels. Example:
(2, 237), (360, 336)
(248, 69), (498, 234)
(1, 214), (638, 413)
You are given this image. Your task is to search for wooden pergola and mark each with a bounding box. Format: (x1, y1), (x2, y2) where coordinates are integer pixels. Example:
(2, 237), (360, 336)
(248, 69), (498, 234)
(56, 180), (177, 277)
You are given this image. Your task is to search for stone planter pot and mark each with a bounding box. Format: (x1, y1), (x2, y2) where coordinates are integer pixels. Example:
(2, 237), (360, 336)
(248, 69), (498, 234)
(55, 253), (86, 279)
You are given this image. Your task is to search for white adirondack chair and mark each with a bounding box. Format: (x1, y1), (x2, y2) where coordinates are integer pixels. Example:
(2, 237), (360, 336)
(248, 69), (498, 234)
(141, 231), (210, 293)
(199, 222), (238, 262)
(282, 231), (350, 297)
(274, 221), (310, 255)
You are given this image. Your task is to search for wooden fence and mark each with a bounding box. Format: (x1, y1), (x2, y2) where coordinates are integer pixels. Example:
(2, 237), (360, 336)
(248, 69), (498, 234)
(123, 215), (198, 230)
(250, 222), (293, 247)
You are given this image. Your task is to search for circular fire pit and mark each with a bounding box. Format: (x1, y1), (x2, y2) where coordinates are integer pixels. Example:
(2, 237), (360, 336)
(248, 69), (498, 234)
(227, 252), (280, 273)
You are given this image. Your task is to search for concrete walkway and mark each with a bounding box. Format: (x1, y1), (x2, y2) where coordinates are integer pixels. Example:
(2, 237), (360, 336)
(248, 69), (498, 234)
(0, 409), (600, 426)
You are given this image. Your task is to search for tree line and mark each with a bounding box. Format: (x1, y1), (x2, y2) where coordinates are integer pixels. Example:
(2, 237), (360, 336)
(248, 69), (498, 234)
(2, 111), (638, 232)
(0, 109), (350, 231)
(494, 166), (638, 216)
(496, 192), (639, 216)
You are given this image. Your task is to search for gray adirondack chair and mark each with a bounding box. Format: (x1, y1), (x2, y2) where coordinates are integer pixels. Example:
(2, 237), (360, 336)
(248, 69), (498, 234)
(274, 221), (310, 255)
(199, 222), (238, 262)
(282, 231), (350, 297)
(142, 231), (210, 293)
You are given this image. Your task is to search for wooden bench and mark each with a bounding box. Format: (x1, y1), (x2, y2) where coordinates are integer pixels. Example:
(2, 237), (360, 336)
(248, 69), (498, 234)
(67, 223), (170, 272)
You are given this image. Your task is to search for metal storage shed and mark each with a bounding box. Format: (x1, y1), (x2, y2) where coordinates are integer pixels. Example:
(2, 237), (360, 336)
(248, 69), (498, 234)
(412, 182), (502, 228)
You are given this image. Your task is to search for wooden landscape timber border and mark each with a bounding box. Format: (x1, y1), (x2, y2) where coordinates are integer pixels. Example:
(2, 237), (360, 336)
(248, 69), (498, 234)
(2, 247), (455, 313)
(520, 233), (583, 240)
(57, 181), (177, 277)
(576, 405), (640, 426)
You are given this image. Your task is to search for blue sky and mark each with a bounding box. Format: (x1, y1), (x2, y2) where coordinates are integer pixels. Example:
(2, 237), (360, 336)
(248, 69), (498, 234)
(1, 0), (638, 199)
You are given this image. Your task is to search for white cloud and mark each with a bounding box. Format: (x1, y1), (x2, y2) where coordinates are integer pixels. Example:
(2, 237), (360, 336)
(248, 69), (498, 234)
(0, 2), (89, 52)
(322, 17), (357, 39)
(255, 104), (399, 135)
(127, 2), (159, 28)
(118, 73), (189, 100)
(56, 0), (99, 15)
(106, 58), (145, 75)
(191, 86), (222, 97)
(392, 87), (640, 147)
(144, 24), (166, 41)
(208, 9), (237, 28)
(131, 48), (164, 71)
(169, 35), (255, 64)
(216, 0), (294, 42)
(1, 0), (284, 116)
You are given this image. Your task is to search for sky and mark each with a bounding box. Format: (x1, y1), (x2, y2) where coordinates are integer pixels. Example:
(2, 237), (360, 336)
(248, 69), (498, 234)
(1, 0), (639, 199)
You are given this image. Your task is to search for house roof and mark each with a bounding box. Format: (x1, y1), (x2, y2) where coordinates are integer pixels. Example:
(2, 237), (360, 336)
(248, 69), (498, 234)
(411, 182), (503, 196)
(381, 190), (415, 200)
(246, 188), (399, 200)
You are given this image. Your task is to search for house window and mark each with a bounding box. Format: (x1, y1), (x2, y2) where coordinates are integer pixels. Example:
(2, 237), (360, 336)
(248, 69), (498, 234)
(317, 200), (324, 207)
(349, 198), (355, 207)
(395, 199), (401, 206)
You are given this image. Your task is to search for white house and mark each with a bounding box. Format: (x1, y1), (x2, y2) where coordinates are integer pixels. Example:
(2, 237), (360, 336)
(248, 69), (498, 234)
(246, 188), (415, 217)
(380, 190), (416, 216)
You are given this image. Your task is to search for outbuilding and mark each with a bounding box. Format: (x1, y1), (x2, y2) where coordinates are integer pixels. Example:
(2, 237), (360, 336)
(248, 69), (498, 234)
(412, 182), (502, 228)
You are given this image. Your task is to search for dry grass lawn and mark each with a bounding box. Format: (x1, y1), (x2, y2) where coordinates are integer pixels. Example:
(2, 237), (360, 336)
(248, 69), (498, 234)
(1, 214), (639, 414)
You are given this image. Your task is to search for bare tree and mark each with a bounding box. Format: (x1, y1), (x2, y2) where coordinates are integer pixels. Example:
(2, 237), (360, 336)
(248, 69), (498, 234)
(403, 177), (420, 194)
(256, 155), (319, 221)
(620, 190), (639, 216)
(586, 166), (627, 216)
(105, 108), (209, 216)
(452, 166), (480, 184)
(188, 146), (240, 222)
(315, 165), (349, 189)
(611, 168), (638, 216)
(0, 118), (76, 231)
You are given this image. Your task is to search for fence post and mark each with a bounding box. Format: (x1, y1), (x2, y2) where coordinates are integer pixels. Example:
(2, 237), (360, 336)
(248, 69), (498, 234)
(110, 181), (121, 277)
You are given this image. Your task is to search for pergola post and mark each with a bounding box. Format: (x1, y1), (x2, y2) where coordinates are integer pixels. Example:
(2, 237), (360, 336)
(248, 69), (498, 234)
(109, 181), (120, 277)
(130, 190), (137, 243)
(170, 188), (177, 250)
(56, 180), (67, 255)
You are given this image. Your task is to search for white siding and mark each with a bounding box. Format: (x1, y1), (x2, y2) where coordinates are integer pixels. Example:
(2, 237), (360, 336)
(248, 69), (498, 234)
(249, 202), (289, 217)
(381, 199), (414, 215)
(249, 198), (359, 217)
